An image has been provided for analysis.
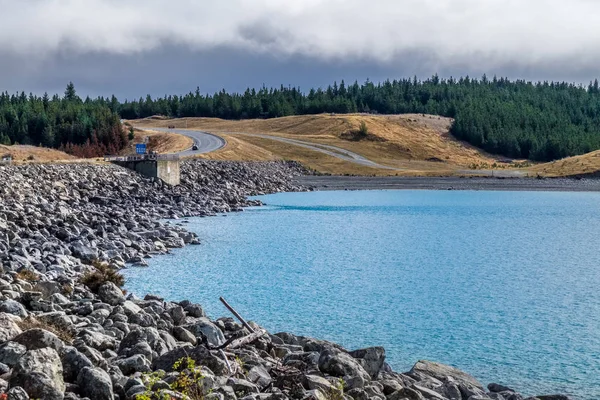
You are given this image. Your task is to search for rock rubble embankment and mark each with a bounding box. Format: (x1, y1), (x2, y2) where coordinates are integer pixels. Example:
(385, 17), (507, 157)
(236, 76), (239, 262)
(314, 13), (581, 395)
(0, 160), (569, 400)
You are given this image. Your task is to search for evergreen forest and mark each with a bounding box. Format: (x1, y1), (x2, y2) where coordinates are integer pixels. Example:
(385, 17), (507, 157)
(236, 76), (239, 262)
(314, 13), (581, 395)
(3, 77), (600, 161)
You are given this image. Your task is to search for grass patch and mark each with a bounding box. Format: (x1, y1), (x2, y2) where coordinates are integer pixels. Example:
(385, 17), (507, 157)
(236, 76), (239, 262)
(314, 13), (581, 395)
(80, 261), (125, 293)
(15, 269), (40, 282)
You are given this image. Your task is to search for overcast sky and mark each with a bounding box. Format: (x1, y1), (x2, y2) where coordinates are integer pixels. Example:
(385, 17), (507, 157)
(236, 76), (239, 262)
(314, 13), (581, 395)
(2, 0), (600, 99)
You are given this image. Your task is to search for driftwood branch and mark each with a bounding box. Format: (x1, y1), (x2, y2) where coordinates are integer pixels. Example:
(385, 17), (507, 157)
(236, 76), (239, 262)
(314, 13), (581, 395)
(225, 329), (267, 349)
(220, 296), (255, 333)
(218, 349), (233, 374)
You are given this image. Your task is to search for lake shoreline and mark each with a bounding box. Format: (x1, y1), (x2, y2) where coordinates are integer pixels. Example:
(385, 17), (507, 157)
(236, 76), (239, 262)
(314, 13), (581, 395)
(295, 175), (600, 192)
(0, 161), (575, 400)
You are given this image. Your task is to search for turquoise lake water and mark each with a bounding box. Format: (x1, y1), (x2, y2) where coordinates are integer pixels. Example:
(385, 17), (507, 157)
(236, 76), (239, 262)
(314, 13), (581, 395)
(123, 190), (600, 399)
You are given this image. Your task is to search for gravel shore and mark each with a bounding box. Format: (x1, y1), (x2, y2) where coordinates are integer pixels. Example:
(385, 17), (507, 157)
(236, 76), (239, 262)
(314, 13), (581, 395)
(0, 162), (572, 400)
(294, 175), (600, 192)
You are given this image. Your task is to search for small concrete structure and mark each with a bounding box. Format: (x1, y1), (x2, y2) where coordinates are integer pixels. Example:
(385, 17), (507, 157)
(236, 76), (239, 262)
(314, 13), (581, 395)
(105, 154), (181, 185)
(0, 154), (12, 165)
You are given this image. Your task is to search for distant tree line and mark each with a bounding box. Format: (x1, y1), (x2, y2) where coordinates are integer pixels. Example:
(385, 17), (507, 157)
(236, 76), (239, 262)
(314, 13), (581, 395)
(118, 76), (600, 161)
(4, 77), (600, 161)
(0, 83), (126, 157)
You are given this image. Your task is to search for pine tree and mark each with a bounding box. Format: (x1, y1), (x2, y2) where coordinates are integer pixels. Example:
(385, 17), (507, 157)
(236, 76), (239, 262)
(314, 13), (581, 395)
(64, 82), (78, 102)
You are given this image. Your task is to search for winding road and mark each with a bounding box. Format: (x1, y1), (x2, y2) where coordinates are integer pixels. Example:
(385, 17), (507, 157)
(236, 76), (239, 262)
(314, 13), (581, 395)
(142, 127), (226, 157)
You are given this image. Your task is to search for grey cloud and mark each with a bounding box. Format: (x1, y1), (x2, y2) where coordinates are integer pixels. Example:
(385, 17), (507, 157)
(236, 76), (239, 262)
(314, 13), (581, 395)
(2, 1), (600, 97)
(2, 0), (600, 66)
(1, 45), (599, 99)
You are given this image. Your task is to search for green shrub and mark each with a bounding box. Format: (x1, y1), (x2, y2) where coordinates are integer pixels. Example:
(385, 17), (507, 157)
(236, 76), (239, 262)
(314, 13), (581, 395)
(358, 121), (369, 138)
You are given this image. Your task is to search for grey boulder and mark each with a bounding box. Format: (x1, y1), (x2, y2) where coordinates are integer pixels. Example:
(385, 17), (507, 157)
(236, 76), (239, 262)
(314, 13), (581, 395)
(409, 360), (484, 390)
(349, 347), (386, 379)
(13, 328), (64, 351)
(0, 314), (22, 342)
(60, 346), (94, 382)
(6, 386), (29, 400)
(9, 347), (65, 400)
(0, 300), (27, 318)
(318, 347), (371, 385)
(114, 354), (152, 375)
(185, 318), (226, 347)
(0, 341), (27, 367)
(98, 282), (125, 306)
(77, 366), (114, 400)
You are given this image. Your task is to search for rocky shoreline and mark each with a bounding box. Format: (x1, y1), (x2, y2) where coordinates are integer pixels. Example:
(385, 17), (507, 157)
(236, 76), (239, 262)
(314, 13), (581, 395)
(0, 160), (569, 400)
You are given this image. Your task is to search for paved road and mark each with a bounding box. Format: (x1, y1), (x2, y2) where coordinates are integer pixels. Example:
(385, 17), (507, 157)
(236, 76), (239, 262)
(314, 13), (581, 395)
(138, 127), (226, 157)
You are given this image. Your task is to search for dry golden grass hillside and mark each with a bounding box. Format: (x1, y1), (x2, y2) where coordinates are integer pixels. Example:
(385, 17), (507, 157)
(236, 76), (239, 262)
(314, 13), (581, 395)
(126, 128), (193, 154)
(0, 145), (75, 163)
(530, 150), (600, 177)
(133, 114), (525, 175)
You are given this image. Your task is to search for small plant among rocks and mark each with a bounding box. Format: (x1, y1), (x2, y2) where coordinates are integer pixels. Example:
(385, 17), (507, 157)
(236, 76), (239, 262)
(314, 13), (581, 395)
(138, 357), (206, 400)
(324, 378), (345, 400)
(137, 370), (170, 400)
(172, 357), (206, 399)
(80, 261), (125, 293)
(15, 269), (40, 282)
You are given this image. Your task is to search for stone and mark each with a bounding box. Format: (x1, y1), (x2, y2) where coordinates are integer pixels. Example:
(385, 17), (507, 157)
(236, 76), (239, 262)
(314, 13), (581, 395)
(60, 346), (94, 383)
(70, 243), (98, 262)
(304, 375), (337, 392)
(409, 361), (483, 390)
(318, 347), (371, 383)
(13, 328), (64, 351)
(152, 345), (228, 375)
(349, 347), (386, 379)
(0, 300), (27, 318)
(488, 384), (514, 393)
(227, 378), (260, 396)
(119, 327), (167, 358)
(388, 387), (426, 400)
(9, 347), (65, 400)
(114, 354), (152, 375)
(77, 366), (114, 400)
(247, 365), (272, 390)
(413, 384), (446, 400)
(185, 318), (226, 347)
(172, 326), (197, 345)
(0, 341), (27, 367)
(97, 282), (125, 305)
(0, 313), (22, 342)
(184, 303), (206, 318)
(125, 384), (147, 399)
(6, 386), (29, 400)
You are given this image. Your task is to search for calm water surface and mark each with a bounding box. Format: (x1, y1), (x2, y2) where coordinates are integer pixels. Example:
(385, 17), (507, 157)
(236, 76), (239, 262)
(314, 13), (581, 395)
(124, 190), (600, 399)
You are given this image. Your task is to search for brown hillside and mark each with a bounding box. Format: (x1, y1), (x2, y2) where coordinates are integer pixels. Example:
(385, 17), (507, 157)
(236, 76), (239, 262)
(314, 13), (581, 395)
(0, 145), (75, 163)
(530, 150), (600, 177)
(133, 114), (514, 169)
